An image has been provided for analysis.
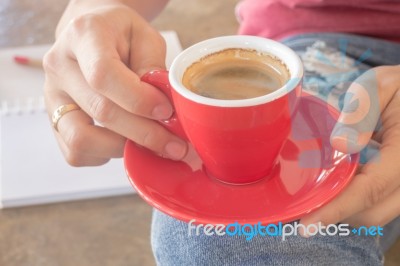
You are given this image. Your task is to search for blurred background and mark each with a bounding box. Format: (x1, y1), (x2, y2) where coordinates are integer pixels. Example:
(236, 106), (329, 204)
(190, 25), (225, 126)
(0, 0), (398, 265)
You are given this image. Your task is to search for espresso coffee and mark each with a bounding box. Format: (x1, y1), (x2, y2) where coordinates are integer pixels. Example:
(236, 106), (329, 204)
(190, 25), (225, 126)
(182, 48), (290, 100)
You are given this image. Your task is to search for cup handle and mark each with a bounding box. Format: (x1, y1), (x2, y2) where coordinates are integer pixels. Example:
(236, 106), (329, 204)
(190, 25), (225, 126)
(141, 70), (188, 140)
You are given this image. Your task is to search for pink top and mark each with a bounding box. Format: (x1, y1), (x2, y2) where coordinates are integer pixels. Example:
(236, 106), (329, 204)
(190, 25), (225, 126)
(237, 0), (400, 42)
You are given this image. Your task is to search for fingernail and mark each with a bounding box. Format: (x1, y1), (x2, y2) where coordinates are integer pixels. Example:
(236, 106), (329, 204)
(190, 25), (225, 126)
(165, 141), (187, 160)
(299, 222), (324, 238)
(152, 104), (173, 120)
(331, 126), (361, 153)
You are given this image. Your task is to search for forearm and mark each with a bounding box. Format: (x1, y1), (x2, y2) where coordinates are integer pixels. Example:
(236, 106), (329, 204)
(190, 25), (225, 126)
(56, 0), (169, 36)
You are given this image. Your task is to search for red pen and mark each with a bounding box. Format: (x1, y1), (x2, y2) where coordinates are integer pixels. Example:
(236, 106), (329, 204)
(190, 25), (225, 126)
(13, 55), (43, 68)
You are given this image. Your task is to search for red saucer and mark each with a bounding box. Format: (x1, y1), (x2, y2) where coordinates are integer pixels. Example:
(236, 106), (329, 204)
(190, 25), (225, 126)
(124, 94), (359, 225)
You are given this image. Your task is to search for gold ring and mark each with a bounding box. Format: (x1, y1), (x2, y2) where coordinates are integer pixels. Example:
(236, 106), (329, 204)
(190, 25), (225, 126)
(52, 103), (81, 132)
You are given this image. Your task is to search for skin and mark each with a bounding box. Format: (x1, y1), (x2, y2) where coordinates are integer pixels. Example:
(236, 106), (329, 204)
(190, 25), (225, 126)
(44, 0), (187, 167)
(300, 66), (400, 230)
(44, 0), (399, 231)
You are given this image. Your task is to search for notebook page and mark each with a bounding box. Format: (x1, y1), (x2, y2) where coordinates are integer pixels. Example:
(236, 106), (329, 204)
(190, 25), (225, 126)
(0, 31), (182, 208)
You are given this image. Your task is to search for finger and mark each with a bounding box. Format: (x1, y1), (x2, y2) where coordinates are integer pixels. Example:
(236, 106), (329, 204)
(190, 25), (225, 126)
(371, 130), (384, 144)
(44, 84), (126, 163)
(129, 26), (167, 77)
(299, 154), (400, 230)
(359, 139), (380, 164)
(68, 86), (188, 160)
(52, 58), (187, 161)
(330, 66), (400, 153)
(56, 133), (111, 167)
(63, 14), (172, 120)
(300, 92), (400, 228)
(343, 186), (400, 227)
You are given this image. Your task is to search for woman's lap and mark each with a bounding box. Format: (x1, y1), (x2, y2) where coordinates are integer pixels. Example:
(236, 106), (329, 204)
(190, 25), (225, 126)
(151, 33), (400, 266)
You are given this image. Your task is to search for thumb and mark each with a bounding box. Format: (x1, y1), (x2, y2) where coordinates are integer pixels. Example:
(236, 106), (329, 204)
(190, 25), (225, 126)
(130, 29), (167, 77)
(330, 69), (381, 154)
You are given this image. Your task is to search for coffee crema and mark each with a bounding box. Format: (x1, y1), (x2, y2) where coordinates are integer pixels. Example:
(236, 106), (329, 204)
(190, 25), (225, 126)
(182, 48), (290, 100)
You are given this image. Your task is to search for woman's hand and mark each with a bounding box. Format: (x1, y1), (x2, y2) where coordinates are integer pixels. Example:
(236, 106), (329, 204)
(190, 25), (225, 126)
(43, 0), (187, 166)
(300, 65), (400, 229)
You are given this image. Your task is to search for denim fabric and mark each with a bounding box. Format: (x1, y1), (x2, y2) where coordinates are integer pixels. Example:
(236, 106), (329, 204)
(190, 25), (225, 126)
(152, 210), (400, 266)
(281, 33), (400, 67)
(281, 33), (400, 105)
(150, 33), (400, 266)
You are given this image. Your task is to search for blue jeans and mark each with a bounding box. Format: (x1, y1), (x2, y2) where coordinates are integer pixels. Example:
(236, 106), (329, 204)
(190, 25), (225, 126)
(151, 33), (400, 266)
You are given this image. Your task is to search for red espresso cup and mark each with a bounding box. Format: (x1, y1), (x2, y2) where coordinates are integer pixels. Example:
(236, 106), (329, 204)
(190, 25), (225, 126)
(142, 36), (303, 184)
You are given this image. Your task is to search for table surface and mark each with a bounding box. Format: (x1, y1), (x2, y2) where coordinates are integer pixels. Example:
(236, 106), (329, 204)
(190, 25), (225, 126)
(0, 0), (239, 49)
(0, 0), (399, 265)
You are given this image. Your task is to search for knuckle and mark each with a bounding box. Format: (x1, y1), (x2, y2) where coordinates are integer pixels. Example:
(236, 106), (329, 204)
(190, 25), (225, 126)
(142, 25), (166, 47)
(141, 124), (165, 151)
(85, 57), (109, 91)
(65, 152), (85, 167)
(154, 31), (166, 48)
(65, 14), (113, 92)
(64, 128), (87, 153)
(42, 49), (59, 74)
(68, 14), (103, 36)
(88, 96), (115, 124)
(62, 146), (86, 167)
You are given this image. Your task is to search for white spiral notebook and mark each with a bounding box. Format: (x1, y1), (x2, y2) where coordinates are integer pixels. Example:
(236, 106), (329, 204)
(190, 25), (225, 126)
(0, 31), (182, 208)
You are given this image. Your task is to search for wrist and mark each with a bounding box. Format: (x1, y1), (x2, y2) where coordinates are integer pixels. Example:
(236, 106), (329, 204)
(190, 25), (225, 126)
(56, 0), (168, 37)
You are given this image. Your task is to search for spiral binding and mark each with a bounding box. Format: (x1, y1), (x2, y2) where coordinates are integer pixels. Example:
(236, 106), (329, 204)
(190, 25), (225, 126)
(0, 96), (45, 116)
